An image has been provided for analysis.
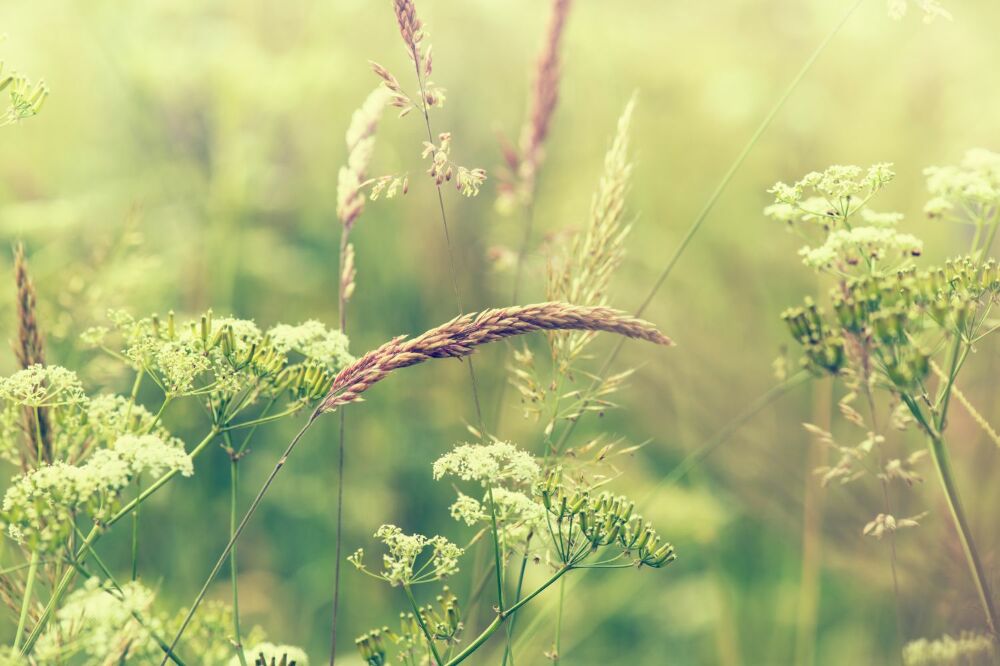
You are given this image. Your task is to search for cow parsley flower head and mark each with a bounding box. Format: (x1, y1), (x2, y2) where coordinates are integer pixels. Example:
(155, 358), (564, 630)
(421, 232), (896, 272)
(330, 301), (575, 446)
(349, 525), (463, 587)
(0, 365), (86, 408)
(2, 434), (192, 550)
(113, 434), (193, 478)
(432, 441), (539, 487)
(924, 148), (1000, 221)
(267, 320), (353, 371)
(232, 642), (310, 666)
(33, 577), (165, 664)
(799, 227), (923, 272)
(768, 164), (895, 223)
(902, 631), (994, 665)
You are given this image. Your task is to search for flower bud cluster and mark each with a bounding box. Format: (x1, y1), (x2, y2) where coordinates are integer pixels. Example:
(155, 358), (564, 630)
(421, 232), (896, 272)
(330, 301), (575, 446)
(356, 587), (462, 665)
(783, 257), (1000, 388)
(538, 470), (676, 568)
(87, 310), (352, 406)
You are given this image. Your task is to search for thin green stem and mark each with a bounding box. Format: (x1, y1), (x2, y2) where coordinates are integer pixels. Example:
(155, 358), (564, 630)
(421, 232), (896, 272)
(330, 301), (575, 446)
(13, 550), (39, 651)
(552, 577), (566, 663)
(926, 429), (999, 637)
(160, 412), (320, 664)
(131, 474), (141, 581)
(445, 565), (572, 666)
(330, 226), (351, 666)
(486, 485), (506, 612)
(901, 395), (998, 638)
(229, 453), (248, 666)
(501, 535), (533, 666)
(404, 584), (444, 666)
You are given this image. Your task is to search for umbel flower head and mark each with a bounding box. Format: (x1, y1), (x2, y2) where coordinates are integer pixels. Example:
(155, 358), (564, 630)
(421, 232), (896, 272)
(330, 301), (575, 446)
(766, 163), (923, 277)
(85, 309), (352, 405)
(231, 642), (309, 666)
(1, 433), (192, 551)
(433, 440), (540, 487)
(783, 257), (1000, 382)
(32, 577), (164, 664)
(0, 59), (48, 128)
(349, 525), (463, 587)
(537, 469), (677, 568)
(924, 148), (1000, 221)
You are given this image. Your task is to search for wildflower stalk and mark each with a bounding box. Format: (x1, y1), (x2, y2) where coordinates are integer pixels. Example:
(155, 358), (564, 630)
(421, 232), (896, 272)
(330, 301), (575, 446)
(501, 532), (533, 666)
(127, 370), (145, 581)
(552, 577), (566, 662)
(445, 565), (573, 666)
(486, 484), (506, 612)
(550, 0), (867, 454)
(404, 584), (444, 665)
(229, 449), (248, 666)
(131, 476), (141, 581)
(330, 227), (351, 666)
(12, 550), (38, 651)
(160, 413), (320, 665)
(898, 387), (998, 640)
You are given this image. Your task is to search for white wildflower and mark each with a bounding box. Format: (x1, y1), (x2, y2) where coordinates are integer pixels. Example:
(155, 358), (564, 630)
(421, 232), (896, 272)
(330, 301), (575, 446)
(113, 434), (193, 478)
(350, 525), (463, 586)
(232, 642), (310, 666)
(34, 577), (164, 664)
(433, 441), (539, 487)
(799, 227), (923, 271)
(903, 631), (994, 665)
(0, 365), (86, 408)
(268, 321), (353, 371)
(449, 492), (485, 526)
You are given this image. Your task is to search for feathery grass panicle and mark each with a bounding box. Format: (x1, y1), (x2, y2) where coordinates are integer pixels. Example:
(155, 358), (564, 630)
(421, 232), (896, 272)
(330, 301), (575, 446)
(12, 243), (52, 466)
(522, 0), (572, 175)
(319, 302), (670, 414)
(338, 87), (390, 231)
(547, 96), (636, 367)
(498, 0), (574, 209)
(392, 0), (424, 61)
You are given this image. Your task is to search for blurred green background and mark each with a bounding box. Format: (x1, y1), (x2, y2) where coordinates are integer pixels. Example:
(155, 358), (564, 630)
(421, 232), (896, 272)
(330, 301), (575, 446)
(2, 0), (1000, 663)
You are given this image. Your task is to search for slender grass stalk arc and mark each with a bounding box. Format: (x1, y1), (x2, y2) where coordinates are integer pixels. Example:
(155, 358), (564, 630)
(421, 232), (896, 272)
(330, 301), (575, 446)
(552, 0), (868, 454)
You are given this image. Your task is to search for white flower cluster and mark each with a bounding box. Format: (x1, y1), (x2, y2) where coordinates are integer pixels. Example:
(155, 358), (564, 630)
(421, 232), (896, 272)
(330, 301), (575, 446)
(450, 487), (545, 546)
(33, 577), (164, 664)
(888, 0), (952, 23)
(766, 163), (923, 276)
(902, 631), (994, 665)
(85, 310), (352, 403)
(432, 440), (540, 487)
(0, 364), (86, 408)
(231, 642), (310, 666)
(437, 441), (544, 549)
(267, 320), (354, 371)
(1, 434), (192, 550)
(349, 524), (463, 587)
(769, 164), (895, 218)
(799, 227), (923, 271)
(924, 148), (1000, 220)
